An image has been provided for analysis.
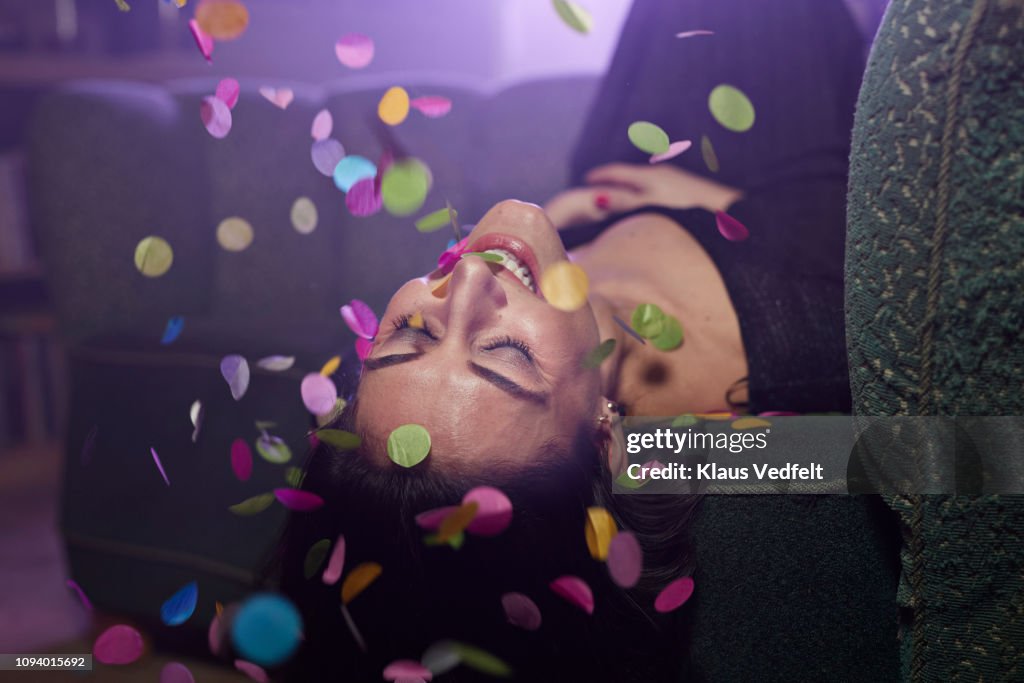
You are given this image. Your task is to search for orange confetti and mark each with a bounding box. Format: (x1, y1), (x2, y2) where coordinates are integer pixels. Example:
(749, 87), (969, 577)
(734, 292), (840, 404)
(320, 355), (341, 377)
(195, 0), (249, 41)
(584, 506), (618, 561)
(341, 562), (382, 605)
(438, 502), (479, 543)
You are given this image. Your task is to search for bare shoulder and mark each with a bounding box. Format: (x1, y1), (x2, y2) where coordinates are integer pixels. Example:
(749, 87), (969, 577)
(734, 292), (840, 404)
(572, 211), (712, 274)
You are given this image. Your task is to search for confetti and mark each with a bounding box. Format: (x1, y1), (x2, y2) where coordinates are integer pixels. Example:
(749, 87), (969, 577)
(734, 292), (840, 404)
(151, 447), (170, 486)
(234, 660), (268, 683)
(301, 373), (338, 415)
(387, 424), (431, 468)
(216, 216), (253, 251)
(355, 337), (373, 361)
(628, 121), (670, 155)
(340, 603), (367, 652)
(93, 624), (144, 665)
(284, 466), (305, 488)
(676, 29), (714, 39)
(335, 33), (375, 69)
(232, 594), (303, 667)
(195, 0), (249, 41)
(549, 575), (594, 614)
(66, 579), (93, 612)
(451, 643), (512, 678)
(134, 236), (173, 277)
(333, 155), (377, 192)
(214, 78), (240, 109)
(188, 19), (214, 61)
(715, 211), (749, 241)
(256, 355), (294, 371)
(654, 576), (694, 613)
(160, 662), (195, 683)
(584, 506), (617, 560)
(540, 261), (590, 312)
(229, 493), (275, 516)
(320, 355), (341, 377)
(552, 0), (592, 34)
(381, 158), (431, 216)
(650, 315), (684, 351)
(311, 139), (346, 177)
(340, 299), (379, 339)
(220, 354), (250, 400)
(346, 177), (383, 217)
(230, 438), (253, 481)
(501, 593), (542, 631)
(161, 581), (198, 626)
(607, 531), (642, 588)
(695, 411), (733, 420)
(303, 539), (331, 580)
(701, 135), (720, 173)
(612, 315), (646, 344)
(649, 140), (692, 164)
(410, 96), (452, 118)
(258, 86), (294, 110)
(316, 429), (361, 451)
(383, 660), (432, 681)
(415, 206), (457, 233)
(415, 506), (459, 531)
(631, 303), (666, 339)
(671, 414), (698, 427)
(582, 338), (616, 369)
(437, 236), (470, 274)
(378, 86), (410, 126)
(463, 486), (513, 536)
(114, 0), (131, 11)
(200, 95), (232, 139)
(322, 534), (346, 585)
(161, 315), (185, 345)
(438, 502), (479, 543)
(731, 417), (772, 430)
(341, 562), (383, 604)
(255, 434), (292, 464)
(310, 109), (333, 141)
(422, 641), (461, 676)
(208, 611), (226, 655)
(708, 84), (755, 133)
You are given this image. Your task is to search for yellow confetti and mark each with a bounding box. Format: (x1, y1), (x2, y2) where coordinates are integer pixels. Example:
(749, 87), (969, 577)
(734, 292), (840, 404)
(341, 562), (382, 605)
(195, 0), (250, 41)
(114, 0), (131, 11)
(409, 311), (424, 329)
(431, 273), (452, 297)
(584, 506), (618, 561)
(320, 355), (341, 377)
(216, 217), (253, 252)
(438, 502), (479, 543)
(378, 86), (410, 126)
(134, 236), (174, 277)
(695, 412), (733, 421)
(731, 417), (772, 430)
(540, 261), (590, 312)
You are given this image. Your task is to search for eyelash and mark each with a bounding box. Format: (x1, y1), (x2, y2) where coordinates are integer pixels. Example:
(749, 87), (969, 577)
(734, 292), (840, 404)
(390, 314), (534, 361)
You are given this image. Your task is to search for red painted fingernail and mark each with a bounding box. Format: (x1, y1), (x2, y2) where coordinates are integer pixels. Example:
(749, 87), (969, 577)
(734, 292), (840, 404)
(594, 193), (610, 210)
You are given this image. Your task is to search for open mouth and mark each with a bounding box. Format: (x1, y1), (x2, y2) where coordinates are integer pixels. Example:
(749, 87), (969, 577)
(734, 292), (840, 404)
(468, 233), (544, 298)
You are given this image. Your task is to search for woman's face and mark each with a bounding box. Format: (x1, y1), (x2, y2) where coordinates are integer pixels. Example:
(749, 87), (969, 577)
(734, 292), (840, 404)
(357, 200), (604, 468)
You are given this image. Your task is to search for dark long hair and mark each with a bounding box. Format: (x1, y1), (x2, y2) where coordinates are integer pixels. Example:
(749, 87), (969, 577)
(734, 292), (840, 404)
(262, 394), (699, 682)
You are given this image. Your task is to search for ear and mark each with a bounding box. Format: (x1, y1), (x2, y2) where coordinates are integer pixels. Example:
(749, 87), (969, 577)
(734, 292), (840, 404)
(594, 397), (627, 478)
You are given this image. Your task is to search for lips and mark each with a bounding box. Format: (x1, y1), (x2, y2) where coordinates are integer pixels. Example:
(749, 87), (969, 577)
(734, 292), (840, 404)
(468, 232), (546, 300)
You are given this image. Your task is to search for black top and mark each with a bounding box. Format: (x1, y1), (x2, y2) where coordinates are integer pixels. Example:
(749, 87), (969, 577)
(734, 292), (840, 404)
(561, 0), (870, 414)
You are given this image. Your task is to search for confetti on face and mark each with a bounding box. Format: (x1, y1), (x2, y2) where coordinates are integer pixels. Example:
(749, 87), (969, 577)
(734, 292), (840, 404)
(93, 624), (144, 665)
(160, 662), (195, 683)
(708, 84), (755, 133)
(715, 211), (749, 241)
(606, 531), (642, 588)
(584, 506), (618, 560)
(650, 315), (684, 351)
(501, 593), (542, 631)
(188, 20), (214, 61)
(301, 373), (338, 415)
(316, 429), (361, 451)
(549, 575), (594, 614)
(381, 158), (431, 216)
(383, 661), (433, 682)
(234, 660), (268, 683)
(161, 581), (199, 626)
(582, 338), (616, 369)
(200, 95), (232, 139)
(346, 177), (383, 217)
(195, 0), (250, 41)
(731, 417), (772, 430)
(258, 86), (294, 110)
(631, 303), (666, 339)
(540, 261), (590, 312)
(700, 135), (720, 173)
(310, 139), (346, 177)
(230, 438), (253, 481)
(310, 109), (333, 141)
(341, 562), (383, 604)
(215, 78), (240, 109)
(322, 534), (346, 585)
(462, 486), (513, 536)
(410, 96), (452, 119)
(654, 576), (694, 613)
(151, 447), (170, 486)
(649, 139), (692, 164)
(231, 594), (304, 667)
(355, 337), (373, 361)
(256, 434), (292, 464)
(256, 355), (294, 371)
(216, 217), (253, 251)
(552, 0), (593, 34)
(415, 206), (457, 233)
(135, 236), (173, 277)
(333, 155), (377, 192)
(220, 354), (250, 400)
(676, 29), (714, 39)
(66, 579), (93, 612)
(627, 121), (670, 155)
(303, 539), (330, 579)
(378, 86), (410, 126)
(161, 315), (185, 345)
(387, 424), (431, 468)
(335, 33), (375, 69)
(229, 493), (275, 516)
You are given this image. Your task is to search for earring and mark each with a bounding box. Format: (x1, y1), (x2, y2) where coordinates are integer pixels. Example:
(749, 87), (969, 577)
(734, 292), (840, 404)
(597, 415), (610, 424)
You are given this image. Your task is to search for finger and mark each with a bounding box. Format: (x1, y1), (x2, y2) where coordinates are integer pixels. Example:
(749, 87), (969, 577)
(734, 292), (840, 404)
(584, 163), (649, 190)
(597, 187), (645, 214)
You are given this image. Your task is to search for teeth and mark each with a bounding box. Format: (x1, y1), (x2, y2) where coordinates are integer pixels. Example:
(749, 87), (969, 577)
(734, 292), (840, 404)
(483, 249), (535, 292)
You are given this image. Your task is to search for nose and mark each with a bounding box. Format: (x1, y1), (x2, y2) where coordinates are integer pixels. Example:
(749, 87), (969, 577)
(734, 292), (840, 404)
(444, 254), (508, 335)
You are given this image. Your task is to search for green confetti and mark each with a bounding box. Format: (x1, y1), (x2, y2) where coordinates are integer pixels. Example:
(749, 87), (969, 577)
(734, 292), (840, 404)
(254, 420), (277, 431)
(114, 0), (131, 11)
(615, 469), (647, 490)
(631, 303), (667, 339)
(582, 339), (616, 369)
(387, 424), (431, 468)
(316, 429), (361, 451)
(425, 530), (465, 549)
(700, 135), (720, 173)
(627, 121), (670, 155)
(671, 413), (699, 428)
(552, 0), (592, 34)
(256, 435), (292, 464)
(708, 84), (755, 133)
(451, 642), (513, 678)
(415, 207), (457, 233)
(228, 493), (275, 516)
(651, 316), (684, 351)
(303, 539), (331, 579)
(460, 251), (504, 263)
(284, 466), (305, 488)
(134, 236), (173, 277)
(381, 159), (430, 217)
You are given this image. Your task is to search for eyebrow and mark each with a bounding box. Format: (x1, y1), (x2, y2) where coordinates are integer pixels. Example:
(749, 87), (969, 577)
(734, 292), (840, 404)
(362, 353), (549, 406)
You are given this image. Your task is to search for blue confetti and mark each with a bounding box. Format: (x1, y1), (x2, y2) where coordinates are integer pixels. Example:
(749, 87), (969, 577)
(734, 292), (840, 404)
(161, 315), (185, 345)
(332, 155), (377, 193)
(231, 593), (303, 666)
(160, 581), (198, 626)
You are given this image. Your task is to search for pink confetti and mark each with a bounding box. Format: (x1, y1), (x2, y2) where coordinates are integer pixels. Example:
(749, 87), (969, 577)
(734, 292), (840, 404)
(715, 211), (749, 242)
(215, 78), (240, 109)
(355, 337), (373, 362)
(234, 660), (268, 683)
(649, 140), (692, 164)
(230, 438), (253, 482)
(189, 19), (214, 62)
(654, 576), (695, 613)
(151, 447), (170, 486)
(437, 236), (470, 274)
(66, 579), (93, 612)
(311, 109), (333, 141)
(259, 86), (294, 110)
(340, 299), (379, 339)
(220, 354), (250, 400)
(758, 411), (800, 416)
(346, 177), (383, 217)
(200, 95), (232, 139)
(501, 592), (542, 631)
(550, 576), (594, 614)
(462, 486), (513, 536)
(301, 373), (338, 415)
(415, 505), (459, 531)
(93, 624), (144, 665)
(410, 96), (452, 119)
(335, 33), (375, 69)
(160, 662), (195, 683)
(274, 488), (325, 512)
(311, 138), (346, 177)
(383, 660), (433, 681)
(676, 30), (714, 39)
(606, 531), (642, 588)
(321, 534), (346, 585)
(208, 613), (225, 655)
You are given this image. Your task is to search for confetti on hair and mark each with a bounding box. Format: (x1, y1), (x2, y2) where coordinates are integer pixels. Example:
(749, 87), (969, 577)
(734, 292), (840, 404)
(135, 236), (173, 277)
(627, 121), (670, 155)
(161, 581), (199, 626)
(301, 373), (338, 416)
(582, 338), (615, 369)
(649, 140), (692, 164)
(200, 95), (232, 139)
(654, 576), (695, 612)
(552, 0), (592, 34)
(549, 575), (594, 614)
(151, 447), (170, 486)
(66, 579), (93, 612)
(335, 33), (375, 69)
(438, 502), (479, 543)
(161, 316), (185, 345)
(700, 135), (720, 173)
(346, 177), (383, 217)
(607, 531), (642, 588)
(383, 660), (433, 681)
(410, 96), (453, 119)
(612, 315), (646, 344)
(708, 84), (755, 133)
(322, 534), (346, 585)
(256, 355), (294, 371)
(217, 217), (253, 251)
(463, 486), (513, 536)
(195, 0), (250, 41)
(584, 506), (618, 560)
(188, 19), (214, 61)
(229, 493), (275, 516)
(378, 86), (411, 126)
(387, 424), (432, 468)
(501, 593), (542, 631)
(310, 109), (333, 141)
(676, 29), (714, 39)
(231, 594), (303, 667)
(220, 355), (250, 400)
(81, 425), (98, 465)
(256, 434), (292, 463)
(540, 261), (590, 311)
(341, 562), (383, 605)
(303, 539), (331, 580)
(274, 488), (324, 512)
(230, 438), (253, 481)
(415, 206), (457, 233)
(214, 78), (240, 109)
(234, 660), (268, 683)
(93, 624), (144, 665)
(160, 662), (195, 683)
(715, 211), (749, 241)
(731, 417), (772, 430)
(316, 429), (361, 451)
(258, 86), (293, 110)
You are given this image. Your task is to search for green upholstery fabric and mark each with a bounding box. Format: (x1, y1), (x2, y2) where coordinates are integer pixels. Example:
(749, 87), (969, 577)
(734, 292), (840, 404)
(846, 1), (1024, 679)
